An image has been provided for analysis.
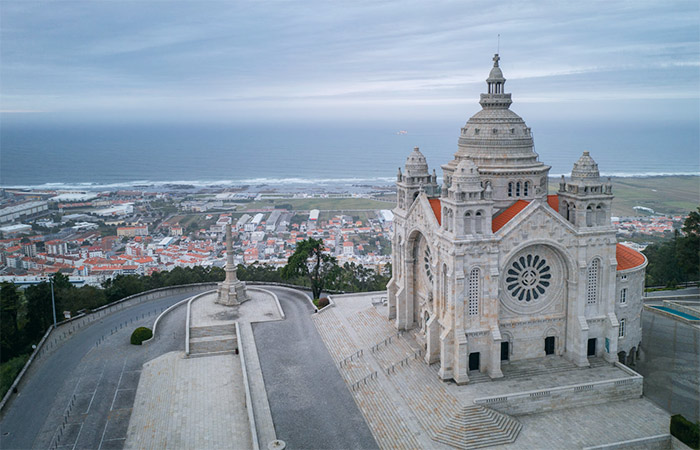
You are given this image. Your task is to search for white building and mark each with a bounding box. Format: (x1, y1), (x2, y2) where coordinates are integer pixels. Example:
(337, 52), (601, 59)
(0, 201), (48, 223)
(388, 55), (647, 384)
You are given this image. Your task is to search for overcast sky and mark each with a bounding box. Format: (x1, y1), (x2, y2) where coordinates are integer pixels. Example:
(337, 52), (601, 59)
(1, 1), (698, 123)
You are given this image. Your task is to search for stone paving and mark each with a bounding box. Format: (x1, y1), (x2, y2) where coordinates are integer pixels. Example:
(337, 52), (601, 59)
(316, 292), (672, 449)
(124, 351), (251, 450)
(125, 287), (281, 449)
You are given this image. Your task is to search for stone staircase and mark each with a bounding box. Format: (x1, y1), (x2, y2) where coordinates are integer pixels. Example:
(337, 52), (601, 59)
(315, 306), (522, 449)
(313, 309), (421, 450)
(189, 323), (238, 356)
(437, 405), (522, 449)
(497, 355), (611, 381)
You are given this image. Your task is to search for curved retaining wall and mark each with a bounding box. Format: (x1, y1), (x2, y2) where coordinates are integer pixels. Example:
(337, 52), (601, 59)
(0, 282), (216, 413)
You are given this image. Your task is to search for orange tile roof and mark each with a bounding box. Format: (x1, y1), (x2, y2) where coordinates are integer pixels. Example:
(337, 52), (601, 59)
(547, 194), (559, 212)
(492, 200), (530, 232)
(616, 243), (646, 271)
(428, 198), (441, 225)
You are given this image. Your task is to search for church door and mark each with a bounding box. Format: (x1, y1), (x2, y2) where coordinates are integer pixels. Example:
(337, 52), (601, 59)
(468, 352), (480, 371)
(500, 342), (509, 361)
(587, 338), (597, 357)
(544, 336), (555, 355)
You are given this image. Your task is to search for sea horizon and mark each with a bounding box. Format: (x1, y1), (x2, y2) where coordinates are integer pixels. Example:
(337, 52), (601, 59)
(2, 118), (698, 190)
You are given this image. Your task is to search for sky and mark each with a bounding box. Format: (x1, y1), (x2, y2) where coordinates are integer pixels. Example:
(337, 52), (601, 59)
(1, 1), (699, 124)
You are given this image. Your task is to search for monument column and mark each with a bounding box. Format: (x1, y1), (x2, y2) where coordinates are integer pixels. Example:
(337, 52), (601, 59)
(217, 223), (248, 306)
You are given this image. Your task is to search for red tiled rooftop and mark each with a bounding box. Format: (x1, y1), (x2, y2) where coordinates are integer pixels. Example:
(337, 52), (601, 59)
(616, 243), (646, 271)
(547, 194), (559, 212)
(492, 200), (530, 232)
(428, 198), (441, 225)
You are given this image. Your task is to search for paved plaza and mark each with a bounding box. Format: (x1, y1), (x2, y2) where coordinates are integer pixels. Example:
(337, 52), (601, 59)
(125, 351), (251, 450)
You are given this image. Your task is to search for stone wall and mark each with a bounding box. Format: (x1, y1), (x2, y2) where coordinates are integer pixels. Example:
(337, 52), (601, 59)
(616, 266), (645, 360)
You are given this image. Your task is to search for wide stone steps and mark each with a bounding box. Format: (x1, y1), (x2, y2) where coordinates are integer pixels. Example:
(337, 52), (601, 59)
(384, 337), (521, 449)
(353, 378), (421, 450)
(190, 324), (237, 338)
(189, 337), (236, 355)
(312, 309), (358, 363)
(436, 406), (522, 449)
(313, 309), (420, 449)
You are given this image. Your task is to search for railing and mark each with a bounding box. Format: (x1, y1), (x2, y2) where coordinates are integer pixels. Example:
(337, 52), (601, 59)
(385, 349), (423, 375)
(350, 372), (378, 391)
(339, 349), (364, 368)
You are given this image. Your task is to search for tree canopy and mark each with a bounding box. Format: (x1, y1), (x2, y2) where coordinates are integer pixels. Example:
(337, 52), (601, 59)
(281, 238), (340, 299)
(643, 208), (700, 287)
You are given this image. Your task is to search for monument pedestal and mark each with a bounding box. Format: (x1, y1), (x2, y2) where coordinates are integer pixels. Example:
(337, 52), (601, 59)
(216, 280), (248, 306)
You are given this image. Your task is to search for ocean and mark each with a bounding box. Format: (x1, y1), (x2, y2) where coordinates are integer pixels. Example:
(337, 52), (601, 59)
(1, 118), (698, 191)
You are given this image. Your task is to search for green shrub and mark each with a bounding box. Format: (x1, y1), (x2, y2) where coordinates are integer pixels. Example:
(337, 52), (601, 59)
(671, 414), (699, 449)
(130, 327), (153, 345)
(0, 354), (30, 398)
(316, 297), (330, 309)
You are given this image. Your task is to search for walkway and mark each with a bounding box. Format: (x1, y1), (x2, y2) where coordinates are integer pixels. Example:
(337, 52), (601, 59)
(253, 286), (378, 449)
(124, 351), (251, 450)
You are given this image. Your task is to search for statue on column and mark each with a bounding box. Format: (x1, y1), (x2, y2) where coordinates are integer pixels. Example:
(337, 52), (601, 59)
(216, 223), (248, 306)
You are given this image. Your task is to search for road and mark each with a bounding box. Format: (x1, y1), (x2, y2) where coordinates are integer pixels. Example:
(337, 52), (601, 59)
(253, 287), (378, 449)
(0, 291), (197, 450)
(643, 286), (699, 300)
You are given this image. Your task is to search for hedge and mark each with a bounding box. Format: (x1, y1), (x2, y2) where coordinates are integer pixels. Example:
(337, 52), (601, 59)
(130, 327), (153, 345)
(671, 414), (699, 449)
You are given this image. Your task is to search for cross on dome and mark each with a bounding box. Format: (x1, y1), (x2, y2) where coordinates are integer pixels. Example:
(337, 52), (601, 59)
(493, 53), (500, 67)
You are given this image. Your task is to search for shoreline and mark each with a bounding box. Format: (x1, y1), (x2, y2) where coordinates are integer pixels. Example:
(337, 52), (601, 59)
(2, 174), (698, 194)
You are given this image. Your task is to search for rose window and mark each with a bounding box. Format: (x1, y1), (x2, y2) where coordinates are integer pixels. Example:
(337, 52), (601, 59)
(505, 254), (551, 302)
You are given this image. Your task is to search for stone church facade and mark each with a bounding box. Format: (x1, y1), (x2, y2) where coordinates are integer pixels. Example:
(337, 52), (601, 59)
(387, 55), (647, 384)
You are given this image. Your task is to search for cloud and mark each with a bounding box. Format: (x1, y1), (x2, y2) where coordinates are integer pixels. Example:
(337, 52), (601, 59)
(0, 0), (698, 121)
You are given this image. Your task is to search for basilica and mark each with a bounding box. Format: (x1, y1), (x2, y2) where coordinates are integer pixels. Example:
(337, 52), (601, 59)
(387, 54), (647, 384)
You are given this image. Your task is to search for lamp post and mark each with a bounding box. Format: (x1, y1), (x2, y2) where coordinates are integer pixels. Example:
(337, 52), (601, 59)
(49, 276), (57, 328)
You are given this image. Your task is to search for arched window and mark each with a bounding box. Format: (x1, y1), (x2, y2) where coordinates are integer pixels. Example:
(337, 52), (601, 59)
(464, 212), (472, 234)
(442, 264), (448, 315)
(468, 268), (480, 316)
(596, 204), (605, 225)
(587, 259), (600, 304)
(516, 182), (521, 196)
(586, 205), (594, 227)
(524, 181), (530, 196)
(508, 182), (513, 197)
(475, 211), (483, 234)
(443, 207), (449, 231)
(569, 204), (576, 225)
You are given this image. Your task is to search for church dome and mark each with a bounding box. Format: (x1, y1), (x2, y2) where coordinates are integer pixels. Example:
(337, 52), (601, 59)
(405, 146), (430, 177)
(571, 151), (600, 181)
(455, 54), (544, 170)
